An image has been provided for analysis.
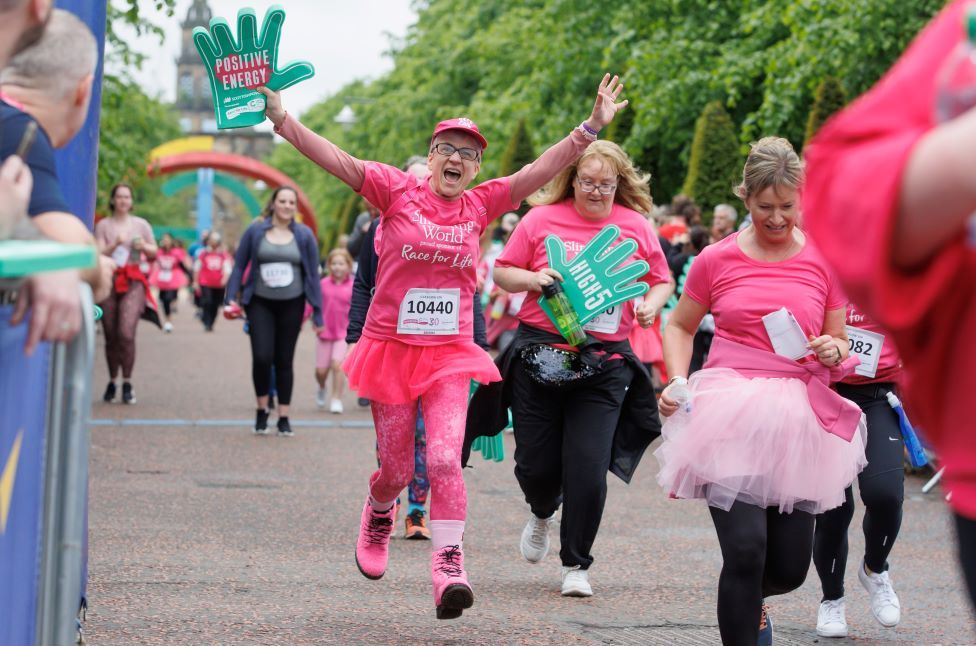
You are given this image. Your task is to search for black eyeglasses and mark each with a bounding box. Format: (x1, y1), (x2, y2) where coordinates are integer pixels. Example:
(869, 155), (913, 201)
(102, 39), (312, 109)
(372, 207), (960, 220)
(431, 142), (481, 162)
(575, 177), (618, 195)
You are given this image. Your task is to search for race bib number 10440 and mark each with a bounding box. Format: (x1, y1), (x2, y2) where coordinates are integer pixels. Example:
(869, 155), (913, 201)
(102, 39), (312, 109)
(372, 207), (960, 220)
(397, 288), (460, 335)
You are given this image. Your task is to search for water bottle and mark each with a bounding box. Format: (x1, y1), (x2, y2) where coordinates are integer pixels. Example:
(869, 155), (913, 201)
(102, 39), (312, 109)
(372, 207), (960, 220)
(668, 376), (692, 414)
(541, 281), (586, 346)
(885, 391), (929, 468)
(934, 3), (976, 245)
(128, 235), (142, 265)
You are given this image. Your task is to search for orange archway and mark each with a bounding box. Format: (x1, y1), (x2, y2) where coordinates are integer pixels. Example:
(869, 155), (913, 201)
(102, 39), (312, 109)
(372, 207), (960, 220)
(147, 151), (318, 238)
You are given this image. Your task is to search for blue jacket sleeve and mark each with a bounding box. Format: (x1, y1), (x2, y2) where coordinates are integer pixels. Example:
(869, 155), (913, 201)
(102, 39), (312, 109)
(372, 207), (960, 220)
(345, 218), (378, 343)
(225, 225), (254, 304)
(301, 226), (324, 326)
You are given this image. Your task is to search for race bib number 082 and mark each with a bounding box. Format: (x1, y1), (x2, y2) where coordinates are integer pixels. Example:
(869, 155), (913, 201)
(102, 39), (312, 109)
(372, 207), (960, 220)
(845, 325), (885, 379)
(397, 288), (460, 335)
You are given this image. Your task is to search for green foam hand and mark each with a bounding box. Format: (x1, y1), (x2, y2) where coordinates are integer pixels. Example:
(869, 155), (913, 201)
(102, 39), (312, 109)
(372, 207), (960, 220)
(539, 224), (649, 327)
(193, 5), (314, 129)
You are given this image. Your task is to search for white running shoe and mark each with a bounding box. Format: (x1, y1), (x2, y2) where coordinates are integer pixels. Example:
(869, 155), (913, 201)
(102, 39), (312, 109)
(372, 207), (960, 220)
(163, 321), (173, 333)
(561, 566), (593, 597)
(816, 598), (848, 637)
(329, 398), (344, 414)
(858, 561), (901, 627)
(315, 388), (327, 409)
(520, 513), (556, 563)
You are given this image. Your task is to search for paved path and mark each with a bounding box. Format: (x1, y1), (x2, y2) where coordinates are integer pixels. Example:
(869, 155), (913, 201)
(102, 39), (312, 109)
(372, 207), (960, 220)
(84, 303), (976, 644)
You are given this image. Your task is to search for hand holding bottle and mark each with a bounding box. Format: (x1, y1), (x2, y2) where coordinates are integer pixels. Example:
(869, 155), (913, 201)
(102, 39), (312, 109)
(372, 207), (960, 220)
(660, 376), (692, 417)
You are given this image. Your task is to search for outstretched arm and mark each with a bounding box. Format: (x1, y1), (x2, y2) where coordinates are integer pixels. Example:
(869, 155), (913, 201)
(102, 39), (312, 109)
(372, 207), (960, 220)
(508, 74), (628, 204)
(258, 86), (366, 191)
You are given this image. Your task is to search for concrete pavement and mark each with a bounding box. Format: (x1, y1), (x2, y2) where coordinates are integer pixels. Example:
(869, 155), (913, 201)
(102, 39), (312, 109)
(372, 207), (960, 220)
(84, 302), (976, 644)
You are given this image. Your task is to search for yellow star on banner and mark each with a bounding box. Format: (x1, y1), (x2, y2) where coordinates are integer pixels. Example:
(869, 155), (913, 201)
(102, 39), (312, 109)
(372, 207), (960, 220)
(0, 431), (24, 534)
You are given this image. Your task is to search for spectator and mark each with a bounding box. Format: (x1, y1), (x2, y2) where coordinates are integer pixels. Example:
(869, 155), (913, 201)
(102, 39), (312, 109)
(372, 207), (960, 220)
(345, 200), (380, 258)
(711, 203), (737, 241)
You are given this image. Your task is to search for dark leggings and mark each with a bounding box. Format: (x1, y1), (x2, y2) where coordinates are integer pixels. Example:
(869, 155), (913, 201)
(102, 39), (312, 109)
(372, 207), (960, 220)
(244, 295), (304, 406)
(814, 382), (904, 600)
(200, 286), (225, 329)
(158, 289), (178, 317)
(709, 501), (814, 646)
(958, 513), (976, 613)
(100, 281), (145, 380)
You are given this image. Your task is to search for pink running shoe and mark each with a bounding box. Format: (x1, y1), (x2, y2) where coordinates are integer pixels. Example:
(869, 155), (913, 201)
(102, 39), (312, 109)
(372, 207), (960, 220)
(355, 499), (395, 580)
(431, 545), (474, 620)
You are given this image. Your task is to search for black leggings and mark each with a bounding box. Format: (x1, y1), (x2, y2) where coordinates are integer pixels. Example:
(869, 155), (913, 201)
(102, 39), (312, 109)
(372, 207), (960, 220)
(814, 382), (905, 600)
(510, 358), (635, 569)
(244, 295), (304, 406)
(200, 286), (225, 329)
(158, 289), (178, 317)
(958, 513), (976, 613)
(709, 501), (814, 646)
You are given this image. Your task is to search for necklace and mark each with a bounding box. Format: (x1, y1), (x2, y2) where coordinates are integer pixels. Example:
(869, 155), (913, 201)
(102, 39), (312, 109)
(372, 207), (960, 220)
(747, 229), (800, 262)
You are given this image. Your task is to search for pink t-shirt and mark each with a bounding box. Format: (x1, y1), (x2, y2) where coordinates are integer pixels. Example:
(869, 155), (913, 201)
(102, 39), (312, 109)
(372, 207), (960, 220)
(94, 215), (155, 266)
(358, 162), (518, 345)
(495, 199), (670, 342)
(682, 233), (847, 353)
(151, 248), (187, 290)
(842, 304), (903, 385)
(318, 274), (353, 341)
(198, 250), (231, 288)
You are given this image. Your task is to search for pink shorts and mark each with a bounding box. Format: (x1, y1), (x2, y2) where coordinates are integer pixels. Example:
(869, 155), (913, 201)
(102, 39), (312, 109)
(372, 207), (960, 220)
(315, 338), (347, 369)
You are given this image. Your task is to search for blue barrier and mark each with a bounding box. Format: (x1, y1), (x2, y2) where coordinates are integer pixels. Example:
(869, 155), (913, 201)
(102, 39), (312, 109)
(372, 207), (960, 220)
(0, 307), (52, 646)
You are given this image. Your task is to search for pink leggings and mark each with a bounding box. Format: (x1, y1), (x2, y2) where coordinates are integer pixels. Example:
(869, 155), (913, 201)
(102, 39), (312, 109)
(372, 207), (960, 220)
(100, 282), (145, 380)
(369, 374), (469, 521)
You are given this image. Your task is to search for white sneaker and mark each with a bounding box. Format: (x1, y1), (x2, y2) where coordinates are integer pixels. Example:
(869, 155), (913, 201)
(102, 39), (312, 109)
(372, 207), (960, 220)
(163, 321), (173, 333)
(561, 566), (593, 597)
(315, 388), (327, 409)
(329, 398), (343, 414)
(520, 513), (556, 563)
(816, 598), (848, 637)
(858, 561), (901, 627)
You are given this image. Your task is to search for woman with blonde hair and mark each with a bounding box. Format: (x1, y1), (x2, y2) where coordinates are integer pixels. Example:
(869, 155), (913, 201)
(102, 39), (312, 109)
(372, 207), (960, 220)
(469, 139), (672, 597)
(655, 137), (867, 645)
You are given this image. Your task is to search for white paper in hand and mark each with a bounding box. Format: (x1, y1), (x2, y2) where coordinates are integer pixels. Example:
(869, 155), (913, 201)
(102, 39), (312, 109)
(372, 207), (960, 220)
(762, 307), (813, 360)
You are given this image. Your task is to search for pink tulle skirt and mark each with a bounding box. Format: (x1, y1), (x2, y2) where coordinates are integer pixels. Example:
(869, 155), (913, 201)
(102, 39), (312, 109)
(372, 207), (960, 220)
(628, 323), (664, 364)
(343, 336), (501, 404)
(654, 367), (867, 514)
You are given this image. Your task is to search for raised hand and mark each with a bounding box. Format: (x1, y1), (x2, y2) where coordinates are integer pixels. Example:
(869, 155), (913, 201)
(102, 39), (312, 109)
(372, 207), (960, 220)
(586, 74), (628, 132)
(539, 224), (649, 327)
(193, 6), (314, 129)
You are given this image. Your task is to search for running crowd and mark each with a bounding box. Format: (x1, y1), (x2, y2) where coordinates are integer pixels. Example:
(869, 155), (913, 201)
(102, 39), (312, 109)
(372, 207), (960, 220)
(0, 1), (973, 643)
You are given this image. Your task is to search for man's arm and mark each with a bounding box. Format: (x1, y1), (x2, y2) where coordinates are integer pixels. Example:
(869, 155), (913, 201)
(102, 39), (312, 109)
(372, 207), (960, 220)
(33, 211), (113, 301)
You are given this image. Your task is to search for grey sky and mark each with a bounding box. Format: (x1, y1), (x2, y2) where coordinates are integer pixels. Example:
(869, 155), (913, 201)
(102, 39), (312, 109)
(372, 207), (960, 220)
(116, 0), (417, 121)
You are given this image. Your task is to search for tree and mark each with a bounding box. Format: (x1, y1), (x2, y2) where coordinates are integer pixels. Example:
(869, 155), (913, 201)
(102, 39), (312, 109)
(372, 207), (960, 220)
(498, 119), (536, 177)
(682, 102), (740, 215)
(804, 76), (848, 146)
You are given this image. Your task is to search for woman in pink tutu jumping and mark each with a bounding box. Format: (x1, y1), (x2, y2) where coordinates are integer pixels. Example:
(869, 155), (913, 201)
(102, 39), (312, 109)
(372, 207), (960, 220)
(655, 137), (867, 645)
(256, 75), (627, 619)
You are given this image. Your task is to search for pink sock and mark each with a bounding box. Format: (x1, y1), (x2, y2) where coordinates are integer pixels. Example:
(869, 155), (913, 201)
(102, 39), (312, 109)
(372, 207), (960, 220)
(430, 520), (465, 551)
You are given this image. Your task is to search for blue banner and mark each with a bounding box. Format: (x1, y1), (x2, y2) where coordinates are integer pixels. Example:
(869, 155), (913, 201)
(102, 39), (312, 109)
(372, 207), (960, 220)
(0, 306), (51, 646)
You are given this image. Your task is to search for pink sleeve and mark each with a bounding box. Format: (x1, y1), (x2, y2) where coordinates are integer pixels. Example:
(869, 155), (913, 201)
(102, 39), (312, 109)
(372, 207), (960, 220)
(508, 129), (592, 205)
(275, 113), (366, 191)
(357, 162), (416, 214)
(681, 248), (711, 308)
(494, 214), (537, 269)
(640, 225), (670, 286)
(468, 177), (518, 225)
(804, 0), (968, 331)
(824, 265), (848, 311)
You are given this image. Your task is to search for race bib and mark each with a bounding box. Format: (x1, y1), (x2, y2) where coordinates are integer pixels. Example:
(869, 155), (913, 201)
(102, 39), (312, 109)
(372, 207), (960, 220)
(158, 269), (173, 283)
(583, 304), (624, 334)
(846, 325), (885, 379)
(260, 262), (294, 288)
(397, 288), (460, 335)
(111, 245), (129, 268)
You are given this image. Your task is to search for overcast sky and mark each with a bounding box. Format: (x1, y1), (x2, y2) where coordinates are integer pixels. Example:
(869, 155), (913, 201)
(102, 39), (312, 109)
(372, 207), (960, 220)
(115, 0), (417, 121)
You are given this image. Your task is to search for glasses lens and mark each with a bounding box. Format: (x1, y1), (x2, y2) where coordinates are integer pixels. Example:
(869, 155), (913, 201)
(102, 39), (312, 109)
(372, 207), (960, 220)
(458, 148), (478, 161)
(435, 143), (456, 157)
(598, 184), (617, 195)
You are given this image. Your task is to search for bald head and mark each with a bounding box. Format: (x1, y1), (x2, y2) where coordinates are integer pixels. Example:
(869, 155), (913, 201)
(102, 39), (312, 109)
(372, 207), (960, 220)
(0, 0), (53, 67)
(2, 9), (97, 99)
(1, 9), (97, 147)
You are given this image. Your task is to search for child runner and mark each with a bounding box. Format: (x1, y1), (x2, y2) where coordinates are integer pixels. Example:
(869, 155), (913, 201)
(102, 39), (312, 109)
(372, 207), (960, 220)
(257, 74), (627, 619)
(314, 247), (354, 413)
(151, 232), (190, 333)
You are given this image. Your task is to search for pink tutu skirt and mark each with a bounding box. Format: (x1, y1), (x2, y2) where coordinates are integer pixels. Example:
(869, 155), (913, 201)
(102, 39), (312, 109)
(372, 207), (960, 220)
(654, 367), (867, 514)
(343, 336), (501, 404)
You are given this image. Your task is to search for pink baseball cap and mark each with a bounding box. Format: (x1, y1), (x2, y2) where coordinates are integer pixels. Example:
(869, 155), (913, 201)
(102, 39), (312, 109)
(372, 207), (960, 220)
(431, 117), (488, 150)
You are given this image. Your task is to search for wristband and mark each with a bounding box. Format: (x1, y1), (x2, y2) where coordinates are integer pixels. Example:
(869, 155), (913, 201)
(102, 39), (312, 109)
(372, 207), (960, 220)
(578, 121), (598, 141)
(667, 375), (688, 386)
